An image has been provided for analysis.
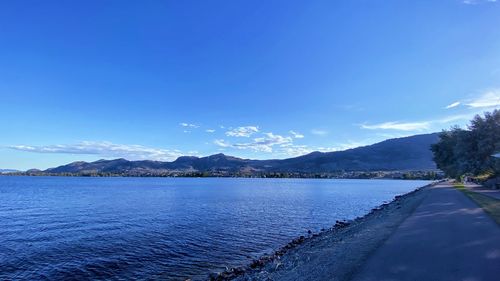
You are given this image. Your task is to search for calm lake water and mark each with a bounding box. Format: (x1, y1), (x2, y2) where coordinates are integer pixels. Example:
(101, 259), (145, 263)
(0, 176), (431, 280)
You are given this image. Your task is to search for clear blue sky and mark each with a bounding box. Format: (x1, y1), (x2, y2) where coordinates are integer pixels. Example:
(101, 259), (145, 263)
(1, 0), (499, 170)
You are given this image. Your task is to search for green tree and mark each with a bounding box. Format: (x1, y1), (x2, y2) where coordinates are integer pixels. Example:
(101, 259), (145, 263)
(431, 110), (500, 179)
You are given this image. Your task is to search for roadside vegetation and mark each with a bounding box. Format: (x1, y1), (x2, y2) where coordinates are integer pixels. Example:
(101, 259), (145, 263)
(454, 183), (500, 225)
(431, 110), (500, 186)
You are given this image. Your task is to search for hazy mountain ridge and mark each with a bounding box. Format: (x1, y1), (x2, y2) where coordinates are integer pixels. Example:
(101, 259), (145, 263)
(40, 133), (439, 176)
(0, 169), (19, 174)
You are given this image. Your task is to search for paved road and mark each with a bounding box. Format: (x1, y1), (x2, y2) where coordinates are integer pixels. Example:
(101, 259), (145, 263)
(351, 182), (500, 281)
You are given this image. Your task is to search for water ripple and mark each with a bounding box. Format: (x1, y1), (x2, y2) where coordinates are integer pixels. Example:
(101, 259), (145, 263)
(0, 176), (430, 280)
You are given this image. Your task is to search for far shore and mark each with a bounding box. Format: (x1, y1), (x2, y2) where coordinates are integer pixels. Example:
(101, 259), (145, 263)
(1, 171), (442, 181)
(208, 181), (439, 281)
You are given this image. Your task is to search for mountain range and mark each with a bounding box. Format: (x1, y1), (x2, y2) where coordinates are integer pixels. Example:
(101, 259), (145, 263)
(0, 169), (19, 174)
(39, 133), (440, 176)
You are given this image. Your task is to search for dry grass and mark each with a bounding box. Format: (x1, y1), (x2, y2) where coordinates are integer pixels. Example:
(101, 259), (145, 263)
(473, 170), (495, 182)
(454, 184), (500, 225)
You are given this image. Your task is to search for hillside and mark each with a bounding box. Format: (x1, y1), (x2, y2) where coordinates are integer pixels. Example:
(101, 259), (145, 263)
(274, 133), (439, 172)
(40, 133), (439, 176)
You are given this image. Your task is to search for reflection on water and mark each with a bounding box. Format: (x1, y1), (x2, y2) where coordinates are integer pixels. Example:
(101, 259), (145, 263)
(0, 176), (430, 280)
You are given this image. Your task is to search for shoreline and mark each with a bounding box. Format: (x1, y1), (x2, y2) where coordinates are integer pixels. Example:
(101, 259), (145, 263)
(208, 181), (439, 281)
(1, 174), (441, 181)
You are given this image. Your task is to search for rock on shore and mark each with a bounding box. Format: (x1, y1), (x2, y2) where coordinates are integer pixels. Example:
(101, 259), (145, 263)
(208, 183), (434, 281)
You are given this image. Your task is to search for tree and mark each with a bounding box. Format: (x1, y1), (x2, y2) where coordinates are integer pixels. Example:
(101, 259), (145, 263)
(431, 127), (466, 179)
(431, 110), (500, 179)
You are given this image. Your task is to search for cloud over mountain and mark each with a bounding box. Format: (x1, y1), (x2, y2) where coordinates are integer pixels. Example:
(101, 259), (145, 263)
(9, 142), (185, 161)
(225, 126), (259, 137)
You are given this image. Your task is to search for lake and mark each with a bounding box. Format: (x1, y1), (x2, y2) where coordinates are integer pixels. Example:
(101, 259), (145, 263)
(0, 176), (431, 280)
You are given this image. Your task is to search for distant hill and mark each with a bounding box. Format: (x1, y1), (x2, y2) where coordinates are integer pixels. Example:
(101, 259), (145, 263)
(274, 133), (439, 172)
(41, 133), (440, 176)
(0, 169), (20, 174)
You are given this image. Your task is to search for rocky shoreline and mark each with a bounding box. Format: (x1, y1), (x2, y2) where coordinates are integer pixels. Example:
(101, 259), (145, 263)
(207, 181), (438, 281)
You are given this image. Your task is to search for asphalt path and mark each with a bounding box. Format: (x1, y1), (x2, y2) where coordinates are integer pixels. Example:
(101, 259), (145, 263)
(351, 182), (500, 281)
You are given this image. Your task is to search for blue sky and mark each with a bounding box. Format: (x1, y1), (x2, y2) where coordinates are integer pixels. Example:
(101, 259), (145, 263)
(1, 0), (500, 170)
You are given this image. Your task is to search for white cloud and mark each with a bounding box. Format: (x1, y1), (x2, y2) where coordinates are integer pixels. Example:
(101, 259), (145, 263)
(215, 133), (293, 153)
(466, 90), (500, 108)
(463, 0), (497, 4)
(361, 112), (479, 133)
(316, 141), (368, 153)
(233, 143), (272, 153)
(289, 130), (305, 139)
(361, 121), (430, 131)
(225, 126), (259, 137)
(213, 139), (231, 148)
(363, 90), (497, 131)
(235, 133), (293, 152)
(254, 133), (293, 146)
(280, 145), (313, 157)
(280, 140), (370, 157)
(437, 114), (476, 124)
(9, 141), (185, 161)
(445, 101), (461, 109)
(311, 129), (328, 136)
(179, 123), (199, 128)
(213, 133), (381, 158)
(205, 129), (216, 133)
